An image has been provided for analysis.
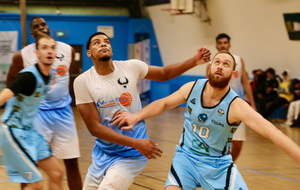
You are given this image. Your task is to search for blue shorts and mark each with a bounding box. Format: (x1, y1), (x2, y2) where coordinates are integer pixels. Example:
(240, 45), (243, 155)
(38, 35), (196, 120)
(34, 105), (80, 159)
(1, 124), (52, 183)
(165, 149), (248, 190)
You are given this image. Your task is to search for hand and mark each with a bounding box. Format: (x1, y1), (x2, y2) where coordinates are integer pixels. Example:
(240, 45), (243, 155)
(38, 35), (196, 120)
(111, 111), (138, 130)
(194, 47), (211, 65)
(133, 139), (163, 159)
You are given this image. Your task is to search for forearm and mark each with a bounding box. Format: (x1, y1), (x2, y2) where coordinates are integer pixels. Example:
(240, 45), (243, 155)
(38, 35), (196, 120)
(89, 123), (138, 148)
(266, 126), (300, 164)
(0, 88), (14, 106)
(161, 57), (198, 81)
(136, 98), (175, 121)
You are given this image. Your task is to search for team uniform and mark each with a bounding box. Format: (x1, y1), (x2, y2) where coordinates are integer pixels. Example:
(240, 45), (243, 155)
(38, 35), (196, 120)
(74, 59), (149, 190)
(229, 55), (246, 141)
(165, 79), (248, 190)
(21, 42), (80, 159)
(0, 65), (52, 183)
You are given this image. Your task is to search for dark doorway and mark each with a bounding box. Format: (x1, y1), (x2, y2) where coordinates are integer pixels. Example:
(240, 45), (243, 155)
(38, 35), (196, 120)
(69, 45), (83, 107)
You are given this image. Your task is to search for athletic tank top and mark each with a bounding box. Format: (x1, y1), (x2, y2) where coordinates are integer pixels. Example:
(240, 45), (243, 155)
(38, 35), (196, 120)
(1, 65), (51, 129)
(179, 79), (240, 157)
(21, 41), (72, 109)
(229, 55), (244, 98)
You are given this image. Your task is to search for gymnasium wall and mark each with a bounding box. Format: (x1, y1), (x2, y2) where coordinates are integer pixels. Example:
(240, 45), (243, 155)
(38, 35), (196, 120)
(146, 0), (300, 79)
(0, 13), (166, 102)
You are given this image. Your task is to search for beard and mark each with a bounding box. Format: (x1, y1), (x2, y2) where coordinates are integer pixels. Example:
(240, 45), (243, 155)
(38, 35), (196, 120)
(91, 53), (111, 62)
(99, 55), (111, 62)
(208, 72), (231, 88)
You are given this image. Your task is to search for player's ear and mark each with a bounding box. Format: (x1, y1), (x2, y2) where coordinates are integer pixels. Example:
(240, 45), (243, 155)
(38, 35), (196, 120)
(87, 50), (91, 58)
(231, 70), (239, 79)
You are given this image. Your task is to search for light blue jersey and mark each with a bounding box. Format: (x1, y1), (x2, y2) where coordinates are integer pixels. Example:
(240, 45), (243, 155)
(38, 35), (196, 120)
(2, 65), (50, 128)
(1, 65), (52, 183)
(180, 79), (240, 157)
(165, 79), (248, 190)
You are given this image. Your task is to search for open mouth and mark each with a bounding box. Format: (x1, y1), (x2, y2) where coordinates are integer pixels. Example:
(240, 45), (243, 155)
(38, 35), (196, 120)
(215, 72), (223, 77)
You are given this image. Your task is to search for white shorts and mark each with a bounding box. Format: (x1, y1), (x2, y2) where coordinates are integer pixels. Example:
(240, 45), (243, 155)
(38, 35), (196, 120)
(83, 155), (148, 190)
(232, 122), (246, 141)
(34, 105), (80, 159)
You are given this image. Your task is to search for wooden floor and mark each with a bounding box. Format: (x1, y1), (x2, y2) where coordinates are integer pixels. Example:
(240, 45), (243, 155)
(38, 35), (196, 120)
(1, 107), (300, 190)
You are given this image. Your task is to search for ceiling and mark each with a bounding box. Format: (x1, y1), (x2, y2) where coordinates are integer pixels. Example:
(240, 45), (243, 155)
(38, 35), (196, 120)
(0, 0), (146, 18)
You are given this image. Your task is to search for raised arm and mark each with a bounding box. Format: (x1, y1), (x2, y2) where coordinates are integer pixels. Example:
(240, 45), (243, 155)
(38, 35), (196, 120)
(6, 51), (24, 86)
(112, 81), (194, 129)
(144, 48), (211, 81)
(229, 98), (300, 164)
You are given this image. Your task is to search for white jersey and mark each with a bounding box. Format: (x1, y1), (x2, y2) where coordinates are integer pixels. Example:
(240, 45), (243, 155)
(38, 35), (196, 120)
(21, 41), (72, 109)
(74, 59), (149, 156)
(230, 55), (244, 98)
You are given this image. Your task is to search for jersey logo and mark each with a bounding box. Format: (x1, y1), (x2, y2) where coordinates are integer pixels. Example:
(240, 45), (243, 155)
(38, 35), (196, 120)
(56, 53), (64, 61)
(190, 98), (196, 104)
(218, 109), (224, 116)
(188, 106), (192, 114)
(56, 65), (67, 76)
(118, 77), (129, 88)
(198, 113), (208, 123)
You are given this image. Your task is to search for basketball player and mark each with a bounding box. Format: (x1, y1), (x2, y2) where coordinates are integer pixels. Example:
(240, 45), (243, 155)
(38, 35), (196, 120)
(6, 16), (82, 190)
(0, 35), (64, 190)
(207, 33), (256, 161)
(74, 32), (211, 190)
(112, 51), (300, 190)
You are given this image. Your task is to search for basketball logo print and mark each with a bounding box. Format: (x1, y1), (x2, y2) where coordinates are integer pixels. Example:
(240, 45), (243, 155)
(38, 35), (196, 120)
(119, 92), (132, 107)
(56, 65), (67, 76)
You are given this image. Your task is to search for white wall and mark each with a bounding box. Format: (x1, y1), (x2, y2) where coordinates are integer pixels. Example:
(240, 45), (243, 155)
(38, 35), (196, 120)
(146, 0), (300, 78)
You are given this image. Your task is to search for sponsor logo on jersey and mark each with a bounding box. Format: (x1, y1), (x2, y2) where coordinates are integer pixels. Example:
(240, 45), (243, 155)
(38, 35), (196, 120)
(198, 113), (208, 123)
(190, 98), (196, 105)
(211, 119), (224, 127)
(218, 109), (224, 116)
(56, 65), (67, 76)
(118, 77), (129, 88)
(96, 92), (132, 108)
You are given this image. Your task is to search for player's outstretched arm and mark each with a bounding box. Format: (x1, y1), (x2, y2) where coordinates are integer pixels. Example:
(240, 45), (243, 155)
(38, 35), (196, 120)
(229, 98), (300, 164)
(112, 82), (194, 130)
(144, 48), (211, 82)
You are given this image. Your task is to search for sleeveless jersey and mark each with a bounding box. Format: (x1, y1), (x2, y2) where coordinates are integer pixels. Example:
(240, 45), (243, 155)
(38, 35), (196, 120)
(21, 41), (72, 109)
(180, 79), (240, 157)
(229, 55), (244, 98)
(75, 59), (149, 157)
(1, 65), (51, 129)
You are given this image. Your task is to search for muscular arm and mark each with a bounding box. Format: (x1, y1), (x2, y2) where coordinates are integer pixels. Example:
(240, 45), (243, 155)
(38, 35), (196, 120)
(240, 58), (256, 110)
(77, 102), (162, 158)
(6, 51), (24, 86)
(229, 98), (300, 164)
(112, 82), (193, 129)
(144, 48), (210, 81)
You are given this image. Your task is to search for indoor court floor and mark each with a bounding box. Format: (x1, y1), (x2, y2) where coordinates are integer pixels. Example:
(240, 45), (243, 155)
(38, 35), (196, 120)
(0, 107), (300, 190)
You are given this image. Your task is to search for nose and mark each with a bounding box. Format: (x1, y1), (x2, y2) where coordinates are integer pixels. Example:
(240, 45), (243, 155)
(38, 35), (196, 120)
(39, 25), (44, 30)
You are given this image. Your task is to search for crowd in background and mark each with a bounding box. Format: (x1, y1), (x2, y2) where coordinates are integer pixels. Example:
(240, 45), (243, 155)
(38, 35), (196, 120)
(250, 68), (300, 126)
